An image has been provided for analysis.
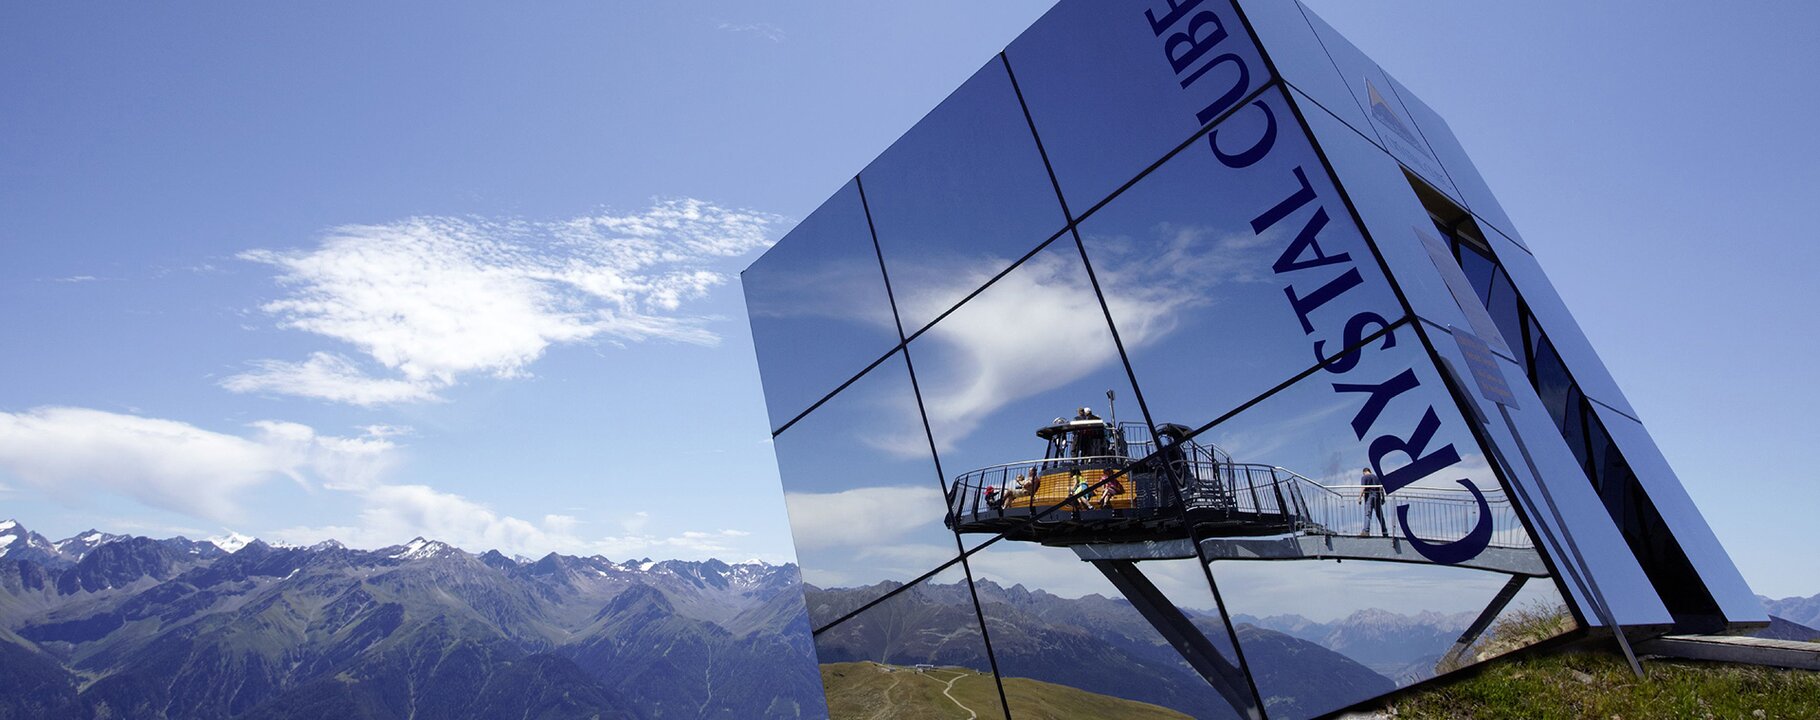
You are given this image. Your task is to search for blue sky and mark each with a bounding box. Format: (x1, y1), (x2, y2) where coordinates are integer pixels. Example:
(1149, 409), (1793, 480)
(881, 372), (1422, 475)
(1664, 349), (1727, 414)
(2, 2), (1816, 600)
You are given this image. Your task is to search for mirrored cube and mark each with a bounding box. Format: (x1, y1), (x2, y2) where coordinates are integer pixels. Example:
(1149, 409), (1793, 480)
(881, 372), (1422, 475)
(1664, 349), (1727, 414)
(744, 1), (1764, 716)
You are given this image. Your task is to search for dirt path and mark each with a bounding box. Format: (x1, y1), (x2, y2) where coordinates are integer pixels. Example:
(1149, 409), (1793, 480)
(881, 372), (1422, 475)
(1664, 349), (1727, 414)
(935, 671), (977, 720)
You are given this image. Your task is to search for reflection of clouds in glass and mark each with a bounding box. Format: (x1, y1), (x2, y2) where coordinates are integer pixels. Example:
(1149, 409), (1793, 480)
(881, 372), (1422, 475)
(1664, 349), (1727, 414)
(783, 485), (942, 549)
(849, 379), (936, 460)
(1210, 397), (1353, 470)
(908, 250), (1165, 450)
(968, 543), (1117, 600)
(799, 541), (955, 590)
(1087, 221), (1279, 292)
(744, 254), (896, 329)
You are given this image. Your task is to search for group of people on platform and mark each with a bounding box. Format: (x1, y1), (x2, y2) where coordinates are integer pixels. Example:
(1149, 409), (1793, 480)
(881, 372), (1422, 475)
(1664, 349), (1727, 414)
(982, 467), (1125, 511)
(981, 406), (1128, 512)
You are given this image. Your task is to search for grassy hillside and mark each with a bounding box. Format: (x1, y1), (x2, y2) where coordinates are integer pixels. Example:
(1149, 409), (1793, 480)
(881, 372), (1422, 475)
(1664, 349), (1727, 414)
(820, 661), (1190, 720)
(1390, 602), (1820, 719)
(1385, 649), (1820, 719)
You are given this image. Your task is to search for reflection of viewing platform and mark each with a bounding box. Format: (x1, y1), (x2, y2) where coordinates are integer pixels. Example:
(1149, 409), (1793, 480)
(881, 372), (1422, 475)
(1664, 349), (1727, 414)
(943, 411), (1552, 719)
(943, 414), (1538, 574)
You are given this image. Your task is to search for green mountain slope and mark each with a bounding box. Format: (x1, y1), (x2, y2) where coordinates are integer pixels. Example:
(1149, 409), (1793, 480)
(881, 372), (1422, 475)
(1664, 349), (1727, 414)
(1385, 650), (1820, 719)
(821, 661), (1191, 720)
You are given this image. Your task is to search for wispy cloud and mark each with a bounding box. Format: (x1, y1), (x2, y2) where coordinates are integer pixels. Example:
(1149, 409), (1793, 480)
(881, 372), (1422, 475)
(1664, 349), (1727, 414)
(229, 198), (782, 405)
(222, 352), (444, 406)
(904, 249), (1179, 452)
(716, 22), (785, 42)
(0, 407), (396, 523)
(51, 275), (97, 283)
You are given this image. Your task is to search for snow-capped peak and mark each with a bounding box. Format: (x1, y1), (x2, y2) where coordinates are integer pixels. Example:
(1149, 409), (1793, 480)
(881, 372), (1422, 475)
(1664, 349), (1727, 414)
(0, 519), (16, 533)
(390, 537), (457, 560)
(308, 539), (345, 551)
(207, 531), (258, 554)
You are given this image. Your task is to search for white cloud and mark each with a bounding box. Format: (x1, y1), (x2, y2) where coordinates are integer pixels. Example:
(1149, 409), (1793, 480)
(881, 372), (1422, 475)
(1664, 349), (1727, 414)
(222, 352), (443, 406)
(716, 21), (785, 42)
(231, 198), (782, 405)
(0, 407), (396, 523)
(53, 275), (97, 283)
(272, 481), (760, 561)
(782, 485), (944, 549)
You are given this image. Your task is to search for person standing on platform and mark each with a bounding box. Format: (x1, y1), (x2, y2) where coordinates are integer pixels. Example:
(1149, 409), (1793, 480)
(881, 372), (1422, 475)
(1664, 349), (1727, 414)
(1360, 467), (1389, 537)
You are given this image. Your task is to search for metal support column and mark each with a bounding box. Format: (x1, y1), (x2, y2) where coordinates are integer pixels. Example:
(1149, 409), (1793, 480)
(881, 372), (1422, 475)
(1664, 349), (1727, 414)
(1090, 559), (1262, 720)
(1439, 574), (1529, 669)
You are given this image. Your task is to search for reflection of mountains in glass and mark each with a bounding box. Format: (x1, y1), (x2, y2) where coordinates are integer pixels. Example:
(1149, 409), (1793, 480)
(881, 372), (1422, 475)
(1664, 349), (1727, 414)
(809, 579), (1394, 719)
(821, 661), (1191, 720)
(944, 406), (1527, 558)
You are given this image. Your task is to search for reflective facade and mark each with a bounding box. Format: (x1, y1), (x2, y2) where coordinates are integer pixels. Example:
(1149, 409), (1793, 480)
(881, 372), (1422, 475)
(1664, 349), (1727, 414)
(745, 2), (1764, 717)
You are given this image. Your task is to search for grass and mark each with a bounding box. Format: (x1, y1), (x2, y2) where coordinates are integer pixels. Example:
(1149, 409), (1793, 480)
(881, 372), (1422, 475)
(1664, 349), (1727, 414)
(1389, 603), (1820, 720)
(1386, 649), (1820, 719)
(820, 661), (1190, 720)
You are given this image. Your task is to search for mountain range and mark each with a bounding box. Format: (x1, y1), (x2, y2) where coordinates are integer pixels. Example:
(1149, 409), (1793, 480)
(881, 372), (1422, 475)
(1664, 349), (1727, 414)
(0, 519), (823, 719)
(1230, 608), (1479, 683)
(1759, 593), (1820, 630)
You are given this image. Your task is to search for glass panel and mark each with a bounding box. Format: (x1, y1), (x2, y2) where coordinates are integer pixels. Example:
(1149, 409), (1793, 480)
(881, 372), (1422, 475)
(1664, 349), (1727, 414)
(862, 57), (1069, 335)
(1294, 5), (1461, 205)
(810, 564), (1008, 719)
(1587, 403), (1766, 627)
(774, 350), (963, 630)
(1231, 0), (1373, 134)
(968, 541), (1255, 719)
(1456, 239), (1498, 308)
(1528, 336), (1576, 437)
(1483, 268), (1525, 359)
(1425, 320), (1673, 629)
(1181, 321), (1575, 718)
(1289, 86), (1479, 337)
(745, 179), (903, 432)
(1483, 227), (1639, 419)
(906, 240), (1144, 544)
(1075, 87), (1404, 430)
(1005, 0), (1270, 213)
(1378, 73), (1528, 251)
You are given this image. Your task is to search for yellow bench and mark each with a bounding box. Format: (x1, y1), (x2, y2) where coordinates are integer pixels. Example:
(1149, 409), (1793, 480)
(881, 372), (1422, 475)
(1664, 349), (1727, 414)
(997, 468), (1136, 511)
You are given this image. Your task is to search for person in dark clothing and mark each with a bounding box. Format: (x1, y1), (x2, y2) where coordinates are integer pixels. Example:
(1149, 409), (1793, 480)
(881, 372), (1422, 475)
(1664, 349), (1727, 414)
(1071, 407), (1104, 458)
(1359, 467), (1389, 537)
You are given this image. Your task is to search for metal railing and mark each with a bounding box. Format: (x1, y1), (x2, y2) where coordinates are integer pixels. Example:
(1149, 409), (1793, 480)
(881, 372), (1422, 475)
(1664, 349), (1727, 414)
(946, 434), (1532, 550)
(1297, 481), (1532, 550)
(945, 455), (1137, 520)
